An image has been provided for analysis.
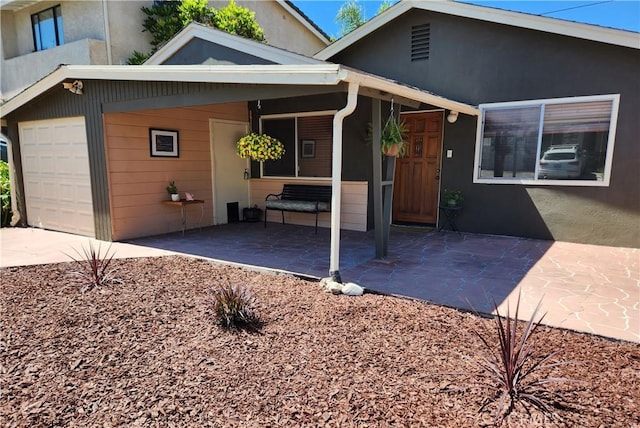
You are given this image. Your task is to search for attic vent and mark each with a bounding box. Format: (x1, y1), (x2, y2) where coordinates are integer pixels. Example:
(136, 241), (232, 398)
(411, 23), (430, 61)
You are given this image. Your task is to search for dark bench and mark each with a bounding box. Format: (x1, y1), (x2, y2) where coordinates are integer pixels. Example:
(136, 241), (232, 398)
(264, 184), (332, 233)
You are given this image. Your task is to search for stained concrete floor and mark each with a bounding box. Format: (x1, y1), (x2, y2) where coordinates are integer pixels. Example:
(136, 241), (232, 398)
(1, 224), (638, 342)
(129, 222), (639, 343)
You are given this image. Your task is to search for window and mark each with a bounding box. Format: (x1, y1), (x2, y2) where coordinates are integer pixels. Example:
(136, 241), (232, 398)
(0, 136), (7, 163)
(260, 112), (334, 178)
(32, 5), (64, 51)
(474, 94), (619, 186)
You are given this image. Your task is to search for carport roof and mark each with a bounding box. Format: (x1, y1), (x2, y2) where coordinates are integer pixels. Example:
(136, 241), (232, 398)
(0, 64), (479, 118)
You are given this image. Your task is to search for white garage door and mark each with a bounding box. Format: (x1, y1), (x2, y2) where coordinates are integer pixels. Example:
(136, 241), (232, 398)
(19, 117), (95, 237)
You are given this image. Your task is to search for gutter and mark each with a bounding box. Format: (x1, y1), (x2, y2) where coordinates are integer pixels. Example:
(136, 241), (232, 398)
(329, 81), (359, 282)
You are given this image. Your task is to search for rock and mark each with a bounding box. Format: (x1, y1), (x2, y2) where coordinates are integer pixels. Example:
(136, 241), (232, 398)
(341, 282), (365, 296)
(321, 277), (344, 295)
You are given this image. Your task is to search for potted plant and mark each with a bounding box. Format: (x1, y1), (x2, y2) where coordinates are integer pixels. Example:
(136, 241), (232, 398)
(442, 188), (463, 207)
(236, 133), (285, 162)
(166, 181), (180, 201)
(380, 115), (409, 157)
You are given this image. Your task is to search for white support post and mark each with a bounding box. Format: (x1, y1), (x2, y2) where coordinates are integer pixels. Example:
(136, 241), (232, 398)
(329, 82), (360, 283)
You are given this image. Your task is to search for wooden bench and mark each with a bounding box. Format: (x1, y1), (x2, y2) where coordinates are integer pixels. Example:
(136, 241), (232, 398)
(264, 184), (332, 233)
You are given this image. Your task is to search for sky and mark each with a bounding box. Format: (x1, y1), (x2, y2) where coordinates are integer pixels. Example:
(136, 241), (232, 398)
(291, 0), (640, 40)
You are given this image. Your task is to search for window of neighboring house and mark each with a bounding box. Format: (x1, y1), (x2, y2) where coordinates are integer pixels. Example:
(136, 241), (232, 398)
(0, 137), (7, 162)
(32, 5), (64, 51)
(260, 112), (335, 178)
(474, 94), (619, 186)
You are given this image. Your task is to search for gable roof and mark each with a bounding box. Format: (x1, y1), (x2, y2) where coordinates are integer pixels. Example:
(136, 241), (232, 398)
(316, 0), (639, 60)
(0, 64), (479, 118)
(147, 22), (324, 66)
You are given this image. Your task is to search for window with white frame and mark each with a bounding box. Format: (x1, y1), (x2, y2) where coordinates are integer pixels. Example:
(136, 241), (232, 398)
(260, 112), (334, 178)
(474, 94), (619, 186)
(32, 5), (64, 52)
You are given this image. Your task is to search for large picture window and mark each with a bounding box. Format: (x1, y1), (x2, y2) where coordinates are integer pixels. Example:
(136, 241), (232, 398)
(32, 5), (64, 52)
(260, 112), (334, 178)
(474, 94), (619, 186)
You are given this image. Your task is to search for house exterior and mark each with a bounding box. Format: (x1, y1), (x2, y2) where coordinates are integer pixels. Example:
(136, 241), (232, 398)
(0, 0), (329, 102)
(1, 1), (638, 255)
(315, 1), (639, 248)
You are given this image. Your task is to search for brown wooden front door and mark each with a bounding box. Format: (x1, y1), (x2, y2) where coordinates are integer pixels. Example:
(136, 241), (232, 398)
(392, 111), (443, 224)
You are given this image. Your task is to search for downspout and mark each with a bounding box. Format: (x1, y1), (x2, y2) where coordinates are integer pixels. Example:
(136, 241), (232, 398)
(102, 0), (113, 64)
(329, 81), (359, 283)
(4, 134), (21, 226)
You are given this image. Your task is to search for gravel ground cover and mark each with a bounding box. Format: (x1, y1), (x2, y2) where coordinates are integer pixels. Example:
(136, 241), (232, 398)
(1, 256), (638, 427)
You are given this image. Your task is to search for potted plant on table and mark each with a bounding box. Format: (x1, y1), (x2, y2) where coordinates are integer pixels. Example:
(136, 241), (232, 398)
(236, 133), (285, 162)
(442, 188), (463, 208)
(166, 181), (180, 201)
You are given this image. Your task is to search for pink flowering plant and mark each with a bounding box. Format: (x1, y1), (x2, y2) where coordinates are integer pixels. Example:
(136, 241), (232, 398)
(236, 133), (285, 162)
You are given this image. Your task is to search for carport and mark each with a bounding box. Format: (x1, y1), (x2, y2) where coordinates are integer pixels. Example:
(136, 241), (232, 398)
(1, 63), (478, 280)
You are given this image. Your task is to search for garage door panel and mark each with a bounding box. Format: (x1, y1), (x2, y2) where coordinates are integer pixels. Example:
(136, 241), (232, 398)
(19, 117), (95, 238)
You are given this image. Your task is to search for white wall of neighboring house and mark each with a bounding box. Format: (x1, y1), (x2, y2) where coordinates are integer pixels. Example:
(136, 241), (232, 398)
(1, 0), (327, 102)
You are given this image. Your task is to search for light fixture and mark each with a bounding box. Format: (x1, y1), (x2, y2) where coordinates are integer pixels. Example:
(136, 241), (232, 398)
(62, 80), (83, 95)
(447, 110), (458, 123)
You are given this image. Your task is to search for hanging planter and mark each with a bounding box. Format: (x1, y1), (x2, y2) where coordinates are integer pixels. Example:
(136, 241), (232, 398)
(380, 110), (409, 158)
(236, 133), (285, 162)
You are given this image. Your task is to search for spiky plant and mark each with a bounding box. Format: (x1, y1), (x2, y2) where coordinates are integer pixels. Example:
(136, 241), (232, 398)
(66, 242), (118, 292)
(209, 283), (259, 329)
(471, 295), (570, 425)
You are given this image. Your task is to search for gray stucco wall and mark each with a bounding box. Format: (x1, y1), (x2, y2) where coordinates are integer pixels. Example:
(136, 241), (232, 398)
(163, 38), (275, 65)
(330, 9), (640, 247)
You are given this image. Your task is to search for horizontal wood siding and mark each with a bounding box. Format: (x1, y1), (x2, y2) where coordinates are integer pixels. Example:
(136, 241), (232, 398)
(104, 103), (248, 240)
(249, 178), (367, 231)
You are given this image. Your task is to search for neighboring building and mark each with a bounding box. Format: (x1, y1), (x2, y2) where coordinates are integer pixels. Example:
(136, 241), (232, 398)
(0, 0), (329, 102)
(1, 1), (638, 250)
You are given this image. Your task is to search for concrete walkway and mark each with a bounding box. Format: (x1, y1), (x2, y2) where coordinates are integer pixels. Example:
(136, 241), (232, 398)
(1, 225), (638, 343)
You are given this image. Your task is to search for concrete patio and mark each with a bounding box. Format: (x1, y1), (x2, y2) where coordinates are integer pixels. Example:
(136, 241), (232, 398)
(1, 224), (638, 343)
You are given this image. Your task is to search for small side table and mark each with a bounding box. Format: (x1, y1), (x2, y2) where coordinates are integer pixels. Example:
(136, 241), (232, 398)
(162, 199), (204, 236)
(438, 205), (462, 232)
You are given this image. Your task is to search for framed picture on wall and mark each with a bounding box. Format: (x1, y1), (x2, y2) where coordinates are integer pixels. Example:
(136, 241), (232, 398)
(150, 128), (179, 157)
(301, 140), (315, 158)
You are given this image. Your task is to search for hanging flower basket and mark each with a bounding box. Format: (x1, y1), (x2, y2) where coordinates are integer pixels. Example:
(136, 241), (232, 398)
(236, 133), (285, 162)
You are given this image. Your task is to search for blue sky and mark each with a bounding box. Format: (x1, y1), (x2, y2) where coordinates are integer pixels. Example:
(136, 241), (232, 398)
(291, 1), (640, 40)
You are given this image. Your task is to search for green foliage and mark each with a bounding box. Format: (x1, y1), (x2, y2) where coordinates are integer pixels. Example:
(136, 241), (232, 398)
(209, 283), (260, 329)
(128, 0), (265, 63)
(471, 295), (570, 425)
(442, 189), (464, 207)
(166, 180), (178, 195)
(141, 1), (183, 51)
(0, 161), (11, 227)
(66, 242), (119, 292)
(336, 0), (365, 36)
(380, 115), (408, 157)
(178, 0), (215, 26)
(127, 50), (151, 65)
(377, 0), (394, 14)
(213, 0), (265, 41)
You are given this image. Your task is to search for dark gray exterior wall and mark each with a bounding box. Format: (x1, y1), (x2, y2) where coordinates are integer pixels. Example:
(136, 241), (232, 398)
(5, 80), (342, 240)
(163, 38), (275, 65)
(330, 10), (640, 247)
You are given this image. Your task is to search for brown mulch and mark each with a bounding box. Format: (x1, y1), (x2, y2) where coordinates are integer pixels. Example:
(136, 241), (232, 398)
(1, 256), (638, 427)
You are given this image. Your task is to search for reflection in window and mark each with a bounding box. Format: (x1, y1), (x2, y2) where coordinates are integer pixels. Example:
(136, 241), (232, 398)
(32, 5), (64, 51)
(475, 95), (618, 185)
(261, 113), (333, 178)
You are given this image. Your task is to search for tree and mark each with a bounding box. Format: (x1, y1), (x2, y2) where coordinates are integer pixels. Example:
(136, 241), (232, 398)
(214, 0), (264, 41)
(335, 0), (397, 37)
(127, 0), (265, 64)
(336, 0), (364, 36)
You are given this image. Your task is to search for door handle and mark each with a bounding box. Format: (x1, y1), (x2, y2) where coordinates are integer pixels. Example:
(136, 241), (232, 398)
(436, 168), (440, 180)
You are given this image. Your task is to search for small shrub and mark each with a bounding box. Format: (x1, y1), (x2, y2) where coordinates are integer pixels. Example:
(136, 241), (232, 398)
(209, 283), (259, 329)
(66, 242), (118, 292)
(471, 295), (570, 425)
(0, 161), (11, 227)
